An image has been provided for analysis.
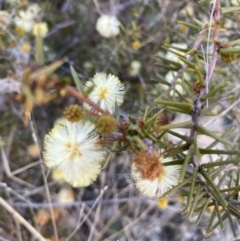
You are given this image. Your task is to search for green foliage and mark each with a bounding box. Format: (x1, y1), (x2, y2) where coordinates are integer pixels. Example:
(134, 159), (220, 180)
(1, 0), (240, 240)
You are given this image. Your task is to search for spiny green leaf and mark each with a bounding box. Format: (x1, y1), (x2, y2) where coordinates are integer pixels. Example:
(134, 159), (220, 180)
(188, 185), (204, 219)
(177, 21), (200, 31)
(154, 99), (193, 111)
(219, 48), (240, 54)
(197, 125), (233, 146)
(70, 66), (84, 93)
(222, 6), (240, 14)
(202, 82), (230, 100)
(154, 121), (192, 131)
(200, 169), (228, 209)
(227, 210), (237, 238)
(201, 159), (240, 168)
(195, 198), (211, 226)
(186, 167), (198, 213)
(205, 212), (228, 238)
(206, 206), (217, 236)
(214, 201), (224, 232)
(179, 145), (193, 182)
(167, 130), (189, 142)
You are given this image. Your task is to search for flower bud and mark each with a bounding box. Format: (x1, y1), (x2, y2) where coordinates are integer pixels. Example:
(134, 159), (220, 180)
(63, 104), (82, 122)
(193, 80), (205, 94)
(158, 198), (168, 209)
(96, 115), (117, 135)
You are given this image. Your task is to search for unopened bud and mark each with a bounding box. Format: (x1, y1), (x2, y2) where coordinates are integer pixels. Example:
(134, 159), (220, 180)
(156, 113), (169, 126)
(96, 115), (117, 135)
(193, 80), (205, 94)
(63, 104), (82, 122)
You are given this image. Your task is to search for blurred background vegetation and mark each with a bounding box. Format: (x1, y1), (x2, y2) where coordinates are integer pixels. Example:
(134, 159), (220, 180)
(1, 0), (240, 240)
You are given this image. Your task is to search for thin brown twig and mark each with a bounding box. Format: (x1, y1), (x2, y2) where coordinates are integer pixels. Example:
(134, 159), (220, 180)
(66, 85), (128, 137)
(101, 204), (155, 241)
(0, 197), (47, 241)
(65, 186), (108, 241)
(29, 116), (59, 241)
(66, 85), (108, 115)
(11, 196), (151, 208)
(0, 136), (35, 189)
(189, 0), (222, 146)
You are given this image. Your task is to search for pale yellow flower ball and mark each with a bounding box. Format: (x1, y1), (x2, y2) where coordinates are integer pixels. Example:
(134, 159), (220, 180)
(33, 22), (48, 37)
(43, 120), (105, 187)
(84, 73), (125, 114)
(129, 60), (142, 77)
(96, 15), (120, 38)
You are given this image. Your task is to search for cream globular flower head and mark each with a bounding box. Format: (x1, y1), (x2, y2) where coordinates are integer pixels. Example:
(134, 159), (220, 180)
(26, 3), (41, 17)
(129, 60), (142, 77)
(131, 150), (180, 198)
(43, 120), (105, 187)
(96, 15), (120, 38)
(32, 22), (48, 37)
(84, 73), (125, 114)
(14, 10), (35, 33)
(14, 3), (42, 33)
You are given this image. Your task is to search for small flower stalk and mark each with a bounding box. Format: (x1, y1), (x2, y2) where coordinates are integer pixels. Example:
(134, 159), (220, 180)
(33, 22), (48, 65)
(131, 150), (180, 198)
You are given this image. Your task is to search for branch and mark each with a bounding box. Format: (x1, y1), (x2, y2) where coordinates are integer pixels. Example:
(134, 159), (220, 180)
(66, 85), (108, 115)
(189, 0), (222, 147)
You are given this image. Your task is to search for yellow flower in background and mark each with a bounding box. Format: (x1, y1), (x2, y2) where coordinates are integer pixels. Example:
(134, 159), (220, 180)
(179, 24), (187, 33)
(26, 3), (41, 17)
(131, 150), (180, 198)
(96, 15), (120, 38)
(21, 43), (31, 53)
(132, 40), (141, 51)
(15, 26), (25, 35)
(157, 198), (168, 209)
(129, 60), (141, 77)
(33, 22), (48, 37)
(84, 73), (125, 114)
(43, 120), (105, 187)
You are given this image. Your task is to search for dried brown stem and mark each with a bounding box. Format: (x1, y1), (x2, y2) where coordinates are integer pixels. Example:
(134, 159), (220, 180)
(0, 197), (47, 241)
(66, 85), (108, 115)
(66, 85), (128, 138)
